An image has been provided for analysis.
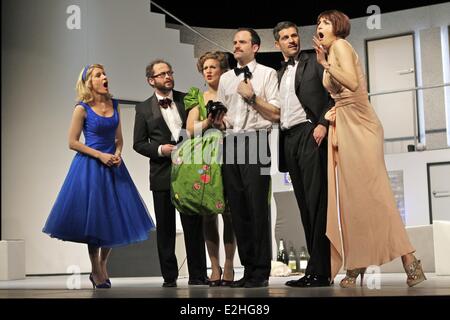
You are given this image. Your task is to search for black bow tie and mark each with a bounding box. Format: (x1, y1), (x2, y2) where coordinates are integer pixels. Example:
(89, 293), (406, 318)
(281, 57), (295, 68)
(234, 66), (252, 79)
(159, 98), (172, 109)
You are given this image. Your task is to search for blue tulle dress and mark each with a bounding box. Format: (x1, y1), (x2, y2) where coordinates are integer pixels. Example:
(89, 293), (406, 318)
(43, 99), (155, 247)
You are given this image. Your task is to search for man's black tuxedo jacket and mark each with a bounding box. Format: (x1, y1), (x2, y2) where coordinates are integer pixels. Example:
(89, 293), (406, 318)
(133, 90), (187, 191)
(277, 50), (334, 172)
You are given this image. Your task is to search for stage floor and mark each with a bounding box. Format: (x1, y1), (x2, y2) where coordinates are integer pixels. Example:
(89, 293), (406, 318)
(1, 270), (450, 299)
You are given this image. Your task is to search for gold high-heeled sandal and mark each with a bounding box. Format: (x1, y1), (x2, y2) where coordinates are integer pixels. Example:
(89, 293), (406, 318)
(404, 256), (426, 287)
(340, 268), (366, 288)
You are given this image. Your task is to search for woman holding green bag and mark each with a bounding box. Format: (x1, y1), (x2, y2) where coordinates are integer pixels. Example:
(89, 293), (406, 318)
(171, 51), (236, 287)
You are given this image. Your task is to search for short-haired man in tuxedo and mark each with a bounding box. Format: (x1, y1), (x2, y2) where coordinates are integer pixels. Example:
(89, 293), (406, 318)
(274, 21), (334, 287)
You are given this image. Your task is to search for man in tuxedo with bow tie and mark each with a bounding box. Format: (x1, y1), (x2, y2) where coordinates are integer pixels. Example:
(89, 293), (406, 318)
(217, 28), (280, 288)
(133, 59), (207, 287)
(273, 21), (334, 287)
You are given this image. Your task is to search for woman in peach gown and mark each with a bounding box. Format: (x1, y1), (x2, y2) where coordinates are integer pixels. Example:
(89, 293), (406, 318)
(312, 10), (426, 288)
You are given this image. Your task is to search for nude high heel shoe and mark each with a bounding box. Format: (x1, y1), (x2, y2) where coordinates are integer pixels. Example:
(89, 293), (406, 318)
(404, 256), (426, 287)
(339, 268), (366, 288)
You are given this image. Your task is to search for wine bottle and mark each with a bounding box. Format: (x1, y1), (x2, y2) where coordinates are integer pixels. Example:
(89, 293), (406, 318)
(277, 238), (289, 265)
(288, 247), (297, 272)
(299, 246), (308, 274)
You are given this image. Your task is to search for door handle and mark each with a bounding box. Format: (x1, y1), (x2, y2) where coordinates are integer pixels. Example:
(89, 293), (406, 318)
(397, 68), (414, 75)
(432, 190), (450, 198)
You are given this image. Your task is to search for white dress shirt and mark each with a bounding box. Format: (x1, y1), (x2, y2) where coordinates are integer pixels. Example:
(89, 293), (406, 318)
(217, 59), (280, 133)
(155, 92), (182, 156)
(279, 60), (308, 129)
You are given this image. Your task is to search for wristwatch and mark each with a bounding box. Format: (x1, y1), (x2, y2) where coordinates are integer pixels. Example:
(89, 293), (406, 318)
(246, 93), (256, 105)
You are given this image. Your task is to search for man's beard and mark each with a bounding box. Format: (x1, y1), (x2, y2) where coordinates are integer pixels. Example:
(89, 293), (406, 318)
(155, 81), (174, 94)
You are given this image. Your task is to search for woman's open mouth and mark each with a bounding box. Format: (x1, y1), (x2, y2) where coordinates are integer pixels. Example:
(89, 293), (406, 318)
(318, 32), (324, 39)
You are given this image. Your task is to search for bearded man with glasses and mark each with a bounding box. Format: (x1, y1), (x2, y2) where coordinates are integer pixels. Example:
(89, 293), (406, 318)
(133, 59), (208, 288)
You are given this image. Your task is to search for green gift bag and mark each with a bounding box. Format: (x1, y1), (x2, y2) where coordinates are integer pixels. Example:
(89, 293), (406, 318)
(171, 129), (225, 215)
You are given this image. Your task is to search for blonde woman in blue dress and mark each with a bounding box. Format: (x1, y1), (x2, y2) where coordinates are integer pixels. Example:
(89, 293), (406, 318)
(43, 64), (155, 288)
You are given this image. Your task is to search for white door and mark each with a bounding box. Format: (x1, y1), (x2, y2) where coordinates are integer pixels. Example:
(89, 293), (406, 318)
(367, 35), (417, 153)
(428, 162), (450, 222)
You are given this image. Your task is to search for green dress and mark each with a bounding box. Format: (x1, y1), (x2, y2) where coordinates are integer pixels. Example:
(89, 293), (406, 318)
(171, 87), (226, 215)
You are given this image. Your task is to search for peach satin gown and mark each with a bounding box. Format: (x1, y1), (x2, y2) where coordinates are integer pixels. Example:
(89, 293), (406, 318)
(323, 39), (414, 279)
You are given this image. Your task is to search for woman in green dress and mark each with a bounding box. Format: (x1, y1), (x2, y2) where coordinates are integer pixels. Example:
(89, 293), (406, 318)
(174, 51), (236, 286)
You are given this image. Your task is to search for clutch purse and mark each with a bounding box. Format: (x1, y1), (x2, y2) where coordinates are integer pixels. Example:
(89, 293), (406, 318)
(206, 100), (227, 119)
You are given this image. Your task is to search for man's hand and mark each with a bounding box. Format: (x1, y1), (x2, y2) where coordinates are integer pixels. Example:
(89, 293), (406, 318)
(313, 124), (327, 146)
(161, 144), (176, 157)
(237, 79), (254, 101)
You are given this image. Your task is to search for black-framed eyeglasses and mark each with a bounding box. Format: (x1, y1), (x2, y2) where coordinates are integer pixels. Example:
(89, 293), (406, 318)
(152, 71), (174, 78)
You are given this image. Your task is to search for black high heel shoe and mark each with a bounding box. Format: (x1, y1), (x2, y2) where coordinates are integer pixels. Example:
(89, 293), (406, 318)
(209, 267), (222, 287)
(89, 273), (111, 289)
(220, 269), (235, 287)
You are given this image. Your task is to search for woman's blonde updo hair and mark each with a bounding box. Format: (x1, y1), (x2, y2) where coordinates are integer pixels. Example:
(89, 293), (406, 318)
(196, 51), (230, 73)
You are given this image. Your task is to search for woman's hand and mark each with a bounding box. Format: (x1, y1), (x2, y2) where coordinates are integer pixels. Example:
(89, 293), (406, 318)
(98, 152), (115, 167)
(312, 36), (328, 67)
(205, 111), (226, 130)
(206, 113), (214, 128)
(112, 153), (122, 167)
(324, 107), (336, 123)
(212, 111), (226, 130)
